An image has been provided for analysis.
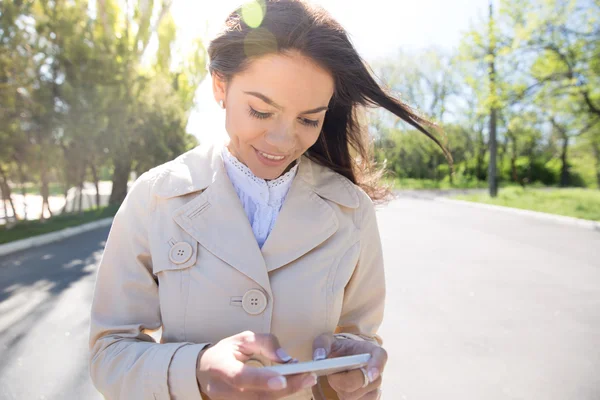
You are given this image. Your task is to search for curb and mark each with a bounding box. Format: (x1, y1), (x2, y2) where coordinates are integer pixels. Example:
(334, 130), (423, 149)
(0, 217), (114, 257)
(435, 197), (600, 232)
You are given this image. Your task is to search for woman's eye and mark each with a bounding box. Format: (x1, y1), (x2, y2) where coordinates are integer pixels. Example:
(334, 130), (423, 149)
(248, 106), (319, 128)
(299, 118), (319, 128)
(248, 106), (271, 120)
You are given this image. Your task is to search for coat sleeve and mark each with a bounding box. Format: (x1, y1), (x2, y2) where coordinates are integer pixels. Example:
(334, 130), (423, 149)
(316, 190), (387, 399)
(88, 173), (210, 400)
(334, 190), (386, 346)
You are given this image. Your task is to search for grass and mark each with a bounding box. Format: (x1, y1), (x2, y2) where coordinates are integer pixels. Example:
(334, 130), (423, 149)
(454, 187), (600, 221)
(14, 182), (65, 196)
(386, 178), (546, 190)
(0, 204), (119, 245)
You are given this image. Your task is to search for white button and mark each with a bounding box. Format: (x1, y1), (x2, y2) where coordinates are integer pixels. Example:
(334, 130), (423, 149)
(242, 289), (268, 315)
(169, 242), (193, 264)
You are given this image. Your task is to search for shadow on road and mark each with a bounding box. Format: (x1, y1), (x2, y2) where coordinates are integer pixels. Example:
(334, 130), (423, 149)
(0, 228), (109, 372)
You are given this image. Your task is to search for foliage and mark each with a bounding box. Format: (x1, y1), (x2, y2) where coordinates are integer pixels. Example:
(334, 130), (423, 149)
(455, 187), (600, 221)
(372, 0), (600, 190)
(0, 0), (207, 217)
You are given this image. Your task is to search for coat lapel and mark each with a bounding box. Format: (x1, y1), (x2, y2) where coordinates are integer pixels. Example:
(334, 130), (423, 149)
(172, 165), (271, 293)
(260, 154), (360, 273)
(163, 142), (361, 287)
(260, 175), (339, 272)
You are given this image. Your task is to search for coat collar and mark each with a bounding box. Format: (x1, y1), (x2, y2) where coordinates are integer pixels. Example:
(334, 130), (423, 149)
(152, 140), (359, 209)
(155, 140), (360, 293)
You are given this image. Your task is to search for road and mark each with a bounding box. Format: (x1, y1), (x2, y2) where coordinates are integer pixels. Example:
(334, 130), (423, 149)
(1, 196), (599, 399)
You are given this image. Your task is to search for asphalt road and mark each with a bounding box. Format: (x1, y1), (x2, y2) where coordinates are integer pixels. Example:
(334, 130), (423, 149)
(1, 196), (599, 399)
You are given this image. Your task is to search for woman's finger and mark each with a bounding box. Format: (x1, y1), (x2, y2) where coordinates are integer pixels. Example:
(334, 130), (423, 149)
(233, 331), (294, 364)
(251, 372), (319, 400)
(328, 339), (388, 386)
(327, 368), (366, 393)
(363, 345), (387, 384)
(221, 363), (288, 391)
(330, 376), (382, 400)
(360, 386), (382, 400)
(312, 332), (335, 360)
(212, 372), (318, 400)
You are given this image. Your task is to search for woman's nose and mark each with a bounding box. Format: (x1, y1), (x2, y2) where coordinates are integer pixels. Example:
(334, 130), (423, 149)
(264, 124), (297, 152)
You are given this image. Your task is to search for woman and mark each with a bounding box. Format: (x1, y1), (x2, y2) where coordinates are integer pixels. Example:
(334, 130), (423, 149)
(89, 1), (448, 399)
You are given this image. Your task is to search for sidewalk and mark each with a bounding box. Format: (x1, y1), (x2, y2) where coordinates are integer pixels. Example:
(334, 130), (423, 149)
(1, 181), (128, 224)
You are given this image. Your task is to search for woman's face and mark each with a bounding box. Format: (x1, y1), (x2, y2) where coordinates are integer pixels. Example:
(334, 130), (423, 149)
(213, 51), (335, 180)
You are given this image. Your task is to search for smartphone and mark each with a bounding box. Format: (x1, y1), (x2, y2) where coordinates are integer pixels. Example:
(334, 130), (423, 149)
(261, 353), (371, 377)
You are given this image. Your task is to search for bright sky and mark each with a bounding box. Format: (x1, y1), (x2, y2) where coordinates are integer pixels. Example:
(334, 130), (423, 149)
(170, 0), (489, 140)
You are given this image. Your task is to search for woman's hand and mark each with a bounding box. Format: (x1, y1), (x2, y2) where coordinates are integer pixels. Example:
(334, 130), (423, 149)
(312, 333), (387, 400)
(196, 331), (317, 399)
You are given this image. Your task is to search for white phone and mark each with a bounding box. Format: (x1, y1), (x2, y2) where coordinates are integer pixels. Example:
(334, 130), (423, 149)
(262, 353), (371, 377)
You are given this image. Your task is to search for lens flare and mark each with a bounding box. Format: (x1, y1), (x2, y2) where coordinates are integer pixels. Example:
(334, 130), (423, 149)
(244, 28), (278, 58)
(241, 0), (266, 28)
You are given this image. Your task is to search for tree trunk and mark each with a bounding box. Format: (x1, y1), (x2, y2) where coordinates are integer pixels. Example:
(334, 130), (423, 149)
(487, 1), (498, 197)
(17, 164), (28, 220)
(109, 156), (132, 206)
(510, 136), (519, 184)
(526, 142), (535, 186)
(90, 163), (101, 209)
(559, 135), (569, 187)
(78, 184), (84, 214)
(39, 157), (53, 220)
(489, 107), (498, 196)
(61, 184), (69, 214)
(12, 155), (29, 220)
(476, 128), (486, 181)
(592, 140), (600, 190)
(1, 196), (8, 225)
(78, 164), (86, 214)
(499, 136), (509, 177)
(0, 166), (19, 222)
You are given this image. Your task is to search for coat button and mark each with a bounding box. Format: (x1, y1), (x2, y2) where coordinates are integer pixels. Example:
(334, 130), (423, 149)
(242, 289), (268, 315)
(169, 242), (193, 264)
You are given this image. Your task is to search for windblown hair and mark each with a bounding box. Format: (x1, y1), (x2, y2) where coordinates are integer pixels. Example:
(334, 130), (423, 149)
(208, 0), (451, 201)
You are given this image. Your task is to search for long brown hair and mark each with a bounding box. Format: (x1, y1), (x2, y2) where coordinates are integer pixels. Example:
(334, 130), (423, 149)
(207, 0), (451, 201)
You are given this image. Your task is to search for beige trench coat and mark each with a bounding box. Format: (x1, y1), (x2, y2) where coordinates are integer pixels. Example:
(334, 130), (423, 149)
(89, 141), (386, 399)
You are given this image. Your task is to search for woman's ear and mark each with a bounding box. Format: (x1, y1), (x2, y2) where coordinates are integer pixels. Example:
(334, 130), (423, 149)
(212, 72), (228, 107)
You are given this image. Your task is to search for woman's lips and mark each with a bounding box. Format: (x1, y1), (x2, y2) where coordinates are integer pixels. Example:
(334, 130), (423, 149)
(254, 147), (288, 166)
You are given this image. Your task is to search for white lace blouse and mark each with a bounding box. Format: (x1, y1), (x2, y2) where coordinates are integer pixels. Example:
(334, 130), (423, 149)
(221, 146), (299, 248)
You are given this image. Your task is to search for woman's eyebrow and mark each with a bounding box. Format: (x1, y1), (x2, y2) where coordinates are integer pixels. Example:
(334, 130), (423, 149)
(244, 91), (328, 114)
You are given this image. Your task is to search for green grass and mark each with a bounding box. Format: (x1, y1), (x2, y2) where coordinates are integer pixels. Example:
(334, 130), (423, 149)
(385, 178), (487, 190)
(454, 187), (600, 221)
(15, 182), (65, 196)
(386, 178), (547, 190)
(0, 204), (119, 245)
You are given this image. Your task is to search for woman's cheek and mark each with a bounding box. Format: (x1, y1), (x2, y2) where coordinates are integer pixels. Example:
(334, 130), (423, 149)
(229, 114), (262, 142)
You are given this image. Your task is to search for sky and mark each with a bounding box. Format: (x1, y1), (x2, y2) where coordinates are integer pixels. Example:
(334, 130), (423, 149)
(168, 0), (490, 140)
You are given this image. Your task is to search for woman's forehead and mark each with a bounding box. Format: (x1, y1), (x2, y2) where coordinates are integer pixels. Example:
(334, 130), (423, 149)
(231, 52), (335, 110)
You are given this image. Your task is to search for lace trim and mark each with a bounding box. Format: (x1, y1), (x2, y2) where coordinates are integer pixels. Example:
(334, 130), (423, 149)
(222, 147), (298, 189)
(221, 146), (298, 205)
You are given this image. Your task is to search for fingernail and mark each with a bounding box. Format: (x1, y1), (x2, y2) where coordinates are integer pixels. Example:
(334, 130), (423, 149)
(268, 376), (287, 390)
(368, 367), (380, 383)
(302, 373), (318, 388)
(276, 348), (292, 362)
(313, 348), (326, 361)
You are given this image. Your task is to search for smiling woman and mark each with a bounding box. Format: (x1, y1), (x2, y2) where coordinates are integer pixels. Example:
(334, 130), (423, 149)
(207, 1), (451, 198)
(88, 1), (447, 400)
(213, 52), (335, 180)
